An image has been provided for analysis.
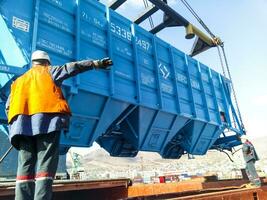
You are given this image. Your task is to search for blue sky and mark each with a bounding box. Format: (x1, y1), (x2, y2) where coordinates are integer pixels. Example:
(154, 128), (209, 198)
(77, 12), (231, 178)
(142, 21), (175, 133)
(103, 0), (267, 139)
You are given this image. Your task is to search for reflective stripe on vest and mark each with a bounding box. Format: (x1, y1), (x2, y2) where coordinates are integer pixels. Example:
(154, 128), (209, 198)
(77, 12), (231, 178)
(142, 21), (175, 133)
(8, 66), (71, 123)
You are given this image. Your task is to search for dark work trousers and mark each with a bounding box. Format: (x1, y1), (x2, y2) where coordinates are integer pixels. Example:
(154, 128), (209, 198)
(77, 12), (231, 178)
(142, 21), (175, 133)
(15, 131), (60, 200)
(246, 159), (261, 187)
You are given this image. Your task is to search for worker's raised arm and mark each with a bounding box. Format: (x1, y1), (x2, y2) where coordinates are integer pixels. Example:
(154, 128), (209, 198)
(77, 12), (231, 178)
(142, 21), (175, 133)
(50, 57), (113, 85)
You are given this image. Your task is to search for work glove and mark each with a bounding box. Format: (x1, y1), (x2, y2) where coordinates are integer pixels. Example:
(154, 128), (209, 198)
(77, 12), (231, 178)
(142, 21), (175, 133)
(93, 57), (113, 70)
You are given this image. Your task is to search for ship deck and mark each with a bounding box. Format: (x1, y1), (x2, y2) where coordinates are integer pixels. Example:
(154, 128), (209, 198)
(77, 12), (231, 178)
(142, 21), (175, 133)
(0, 178), (266, 199)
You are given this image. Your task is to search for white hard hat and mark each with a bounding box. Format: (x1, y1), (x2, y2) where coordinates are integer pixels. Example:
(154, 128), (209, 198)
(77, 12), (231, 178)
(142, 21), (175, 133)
(240, 135), (248, 143)
(31, 50), (50, 63)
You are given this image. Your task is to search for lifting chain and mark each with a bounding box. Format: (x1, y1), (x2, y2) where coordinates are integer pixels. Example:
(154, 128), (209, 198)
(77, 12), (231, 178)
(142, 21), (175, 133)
(220, 44), (245, 131)
(143, 0), (155, 29)
(180, 0), (245, 132)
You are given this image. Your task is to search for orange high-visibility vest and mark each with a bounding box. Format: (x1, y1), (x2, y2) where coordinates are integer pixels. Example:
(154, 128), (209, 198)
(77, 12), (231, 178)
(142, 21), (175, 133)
(8, 65), (71, 123)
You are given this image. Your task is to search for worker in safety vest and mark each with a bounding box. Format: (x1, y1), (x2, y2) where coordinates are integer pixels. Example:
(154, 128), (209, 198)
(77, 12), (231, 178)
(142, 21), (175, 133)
(240, 135), (261, 187)
(5, 50), (113, 200)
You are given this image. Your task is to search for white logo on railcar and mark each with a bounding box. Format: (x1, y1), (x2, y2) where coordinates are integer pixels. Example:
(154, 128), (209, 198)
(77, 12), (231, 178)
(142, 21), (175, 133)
(158, 63), (170, 79)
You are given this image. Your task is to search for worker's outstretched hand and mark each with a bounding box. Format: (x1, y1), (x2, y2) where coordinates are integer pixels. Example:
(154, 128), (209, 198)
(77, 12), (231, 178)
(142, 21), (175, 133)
(94, 57), (113, 70)
(101, 58), (113, 68)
